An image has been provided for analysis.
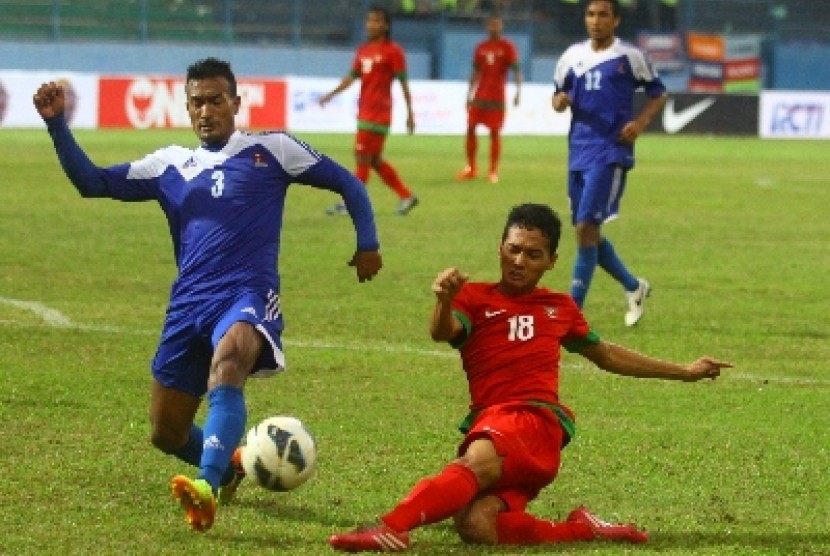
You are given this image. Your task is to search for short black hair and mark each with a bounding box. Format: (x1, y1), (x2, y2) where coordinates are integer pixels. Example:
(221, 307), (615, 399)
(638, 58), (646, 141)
(501, 203), (562, 254)
(369, 5), (391, 38)
(185, 57), (237, 96)
(585, 0), (621, 18)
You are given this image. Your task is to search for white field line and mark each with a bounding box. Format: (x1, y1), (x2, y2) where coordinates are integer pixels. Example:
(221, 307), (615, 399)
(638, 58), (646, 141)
(1, 297), (827, 385)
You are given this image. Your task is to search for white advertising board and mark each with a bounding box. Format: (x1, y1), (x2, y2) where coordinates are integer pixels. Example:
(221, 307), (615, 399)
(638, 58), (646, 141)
(0, 71), (99, 128)
(760, 90), (830, 139)
(286, 76), (570, 136)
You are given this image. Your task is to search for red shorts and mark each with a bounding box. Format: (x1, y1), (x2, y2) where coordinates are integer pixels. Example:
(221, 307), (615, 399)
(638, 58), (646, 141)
(468, 105), (505, 130)
(458, 402), (564, 511)
(355, 128), (387, 157)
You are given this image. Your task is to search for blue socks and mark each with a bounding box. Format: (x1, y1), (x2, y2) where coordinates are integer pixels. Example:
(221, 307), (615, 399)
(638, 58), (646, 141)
(197, 385), (247, 492)
(571, 239), (639, 307)
(171, 424), (203, 467)
(570, 245), (598, 308)
(597, 238), (639, 292)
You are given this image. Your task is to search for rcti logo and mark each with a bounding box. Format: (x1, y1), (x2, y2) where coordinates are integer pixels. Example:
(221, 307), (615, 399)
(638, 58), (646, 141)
(771, 103), (824, 135)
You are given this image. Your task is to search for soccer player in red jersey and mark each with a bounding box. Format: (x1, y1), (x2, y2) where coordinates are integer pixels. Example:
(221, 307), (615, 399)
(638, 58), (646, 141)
(456, 15), (522, 184)
(320, 6), (419, 216)
(329, 203), (732, 552)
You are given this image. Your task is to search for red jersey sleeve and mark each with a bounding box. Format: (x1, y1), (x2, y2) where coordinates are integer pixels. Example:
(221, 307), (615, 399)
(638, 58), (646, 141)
(391, 43), (407, 79)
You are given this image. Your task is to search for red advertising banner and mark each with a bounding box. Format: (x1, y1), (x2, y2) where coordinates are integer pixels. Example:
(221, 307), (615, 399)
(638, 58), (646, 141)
(99, 76), (286, 129)
(724, 58), (761, 81)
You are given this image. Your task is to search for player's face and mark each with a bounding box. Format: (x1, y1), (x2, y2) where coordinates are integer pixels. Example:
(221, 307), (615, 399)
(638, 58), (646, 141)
(365, 11), (388, 41)
(186, 76), (240, 145)
(486, 17), (503, 39)
(585, 0), (619, 47)
(498, 226), (557, 295)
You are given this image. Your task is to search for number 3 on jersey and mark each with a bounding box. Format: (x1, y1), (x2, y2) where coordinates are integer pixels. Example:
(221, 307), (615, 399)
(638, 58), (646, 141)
(507, 315), (535, 341)
(211, 170), (225, 198)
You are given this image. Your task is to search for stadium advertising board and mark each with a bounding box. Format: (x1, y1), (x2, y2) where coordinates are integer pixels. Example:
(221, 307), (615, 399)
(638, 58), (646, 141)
(759, 91), (830, 139)
(99, 76), (286, 129)
(636, 92), (759, 135)
(0, 70), (98, 128)
(287, 76), (570, 136)
(637, 32), (686, 76)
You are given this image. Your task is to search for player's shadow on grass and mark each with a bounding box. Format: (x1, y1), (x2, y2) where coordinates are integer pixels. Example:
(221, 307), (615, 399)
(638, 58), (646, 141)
(242, 496), (357, 528)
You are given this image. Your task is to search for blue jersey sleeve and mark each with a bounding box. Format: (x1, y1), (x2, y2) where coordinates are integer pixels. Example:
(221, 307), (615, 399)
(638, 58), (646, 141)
(45, 114), (110, 198)
(45, 114), (157, 201)
(296, 156), (380, 251)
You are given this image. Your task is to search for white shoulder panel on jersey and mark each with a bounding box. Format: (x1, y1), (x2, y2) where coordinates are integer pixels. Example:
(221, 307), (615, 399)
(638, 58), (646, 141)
(553, 41), (587, 86)
(614, 39), (658, 81)
(230, 131), (323, 177)
(127, 145), (196, 180)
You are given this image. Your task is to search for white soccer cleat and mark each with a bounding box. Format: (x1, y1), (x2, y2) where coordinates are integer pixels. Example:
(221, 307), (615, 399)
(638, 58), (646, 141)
(396, 196), (419, 216)
(624, 278), (651, 326)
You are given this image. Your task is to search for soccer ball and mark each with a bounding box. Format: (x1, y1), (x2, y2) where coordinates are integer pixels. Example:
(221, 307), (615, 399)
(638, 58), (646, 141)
(241, 415), (317, 492)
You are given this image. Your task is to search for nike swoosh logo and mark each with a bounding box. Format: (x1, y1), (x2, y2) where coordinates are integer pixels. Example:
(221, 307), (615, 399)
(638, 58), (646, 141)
(485, 309), (506, 318)
(662, 97), (716, 134)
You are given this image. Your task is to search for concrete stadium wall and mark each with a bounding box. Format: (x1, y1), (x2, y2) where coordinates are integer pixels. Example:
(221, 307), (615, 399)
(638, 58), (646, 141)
(0, 40), (431, 80)
(2, 39), (828, 90)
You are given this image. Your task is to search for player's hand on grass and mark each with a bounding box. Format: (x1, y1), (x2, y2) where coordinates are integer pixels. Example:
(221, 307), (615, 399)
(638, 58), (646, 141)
(33, 82), (66, 120)
(432, 268), (469, 302)
(349, 250), (382, 283)
(685, 357), (733, 381)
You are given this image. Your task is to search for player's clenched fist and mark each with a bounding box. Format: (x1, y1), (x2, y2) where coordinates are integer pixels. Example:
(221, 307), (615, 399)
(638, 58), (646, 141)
(432, 268), (469, 301)
(33, 82), (66, 119)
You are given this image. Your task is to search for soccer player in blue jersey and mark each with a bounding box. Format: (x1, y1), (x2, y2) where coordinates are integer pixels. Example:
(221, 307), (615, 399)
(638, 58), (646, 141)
(552, 0), (667, 326)
(33, 57), (383, 532)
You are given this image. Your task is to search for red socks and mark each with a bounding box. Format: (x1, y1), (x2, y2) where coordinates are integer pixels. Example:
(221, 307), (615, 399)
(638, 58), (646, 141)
(381, 463), (479, 533)
(355, 163), (370, 184)
(496, 511), (593, 544)
(375, 161), (412, 199)
(465, 131), (477, 171)
(489, 130), (501, 174)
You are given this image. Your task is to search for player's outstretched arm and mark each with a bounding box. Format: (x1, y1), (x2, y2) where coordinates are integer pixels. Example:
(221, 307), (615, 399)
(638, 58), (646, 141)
(579, 340), (732, 382)
(429, 268), (468, 342)
(319, 75), (356, 107)
(34, 82), (109, 198)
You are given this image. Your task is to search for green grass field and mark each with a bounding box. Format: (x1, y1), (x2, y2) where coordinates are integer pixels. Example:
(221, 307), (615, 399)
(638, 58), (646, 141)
(1, 128), (828, 555)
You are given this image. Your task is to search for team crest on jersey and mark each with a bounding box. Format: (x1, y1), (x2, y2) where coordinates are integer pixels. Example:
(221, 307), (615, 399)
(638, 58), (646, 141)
(544, 306), (557, 319)
(617, 62), (627, 73)
(252, 151), (268, 167)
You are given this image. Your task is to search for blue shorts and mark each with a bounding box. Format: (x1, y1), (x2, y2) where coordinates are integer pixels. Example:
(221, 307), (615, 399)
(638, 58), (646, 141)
(568, 164), (628, 226)
(151, 289), (285, 397)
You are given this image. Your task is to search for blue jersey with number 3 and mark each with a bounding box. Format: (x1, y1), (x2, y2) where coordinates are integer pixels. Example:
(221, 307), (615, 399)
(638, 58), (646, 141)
(46, 119), (379, 308)
(554, 38), (665, 171)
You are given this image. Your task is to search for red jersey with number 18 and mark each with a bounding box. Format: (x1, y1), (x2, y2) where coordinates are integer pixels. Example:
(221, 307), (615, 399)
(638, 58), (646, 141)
(350, 39), (407, 128)
(451, 282), (597, 412)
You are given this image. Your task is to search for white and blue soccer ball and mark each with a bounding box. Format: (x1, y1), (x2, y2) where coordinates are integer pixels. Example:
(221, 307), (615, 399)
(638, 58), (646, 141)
(241, 416), (317, 492)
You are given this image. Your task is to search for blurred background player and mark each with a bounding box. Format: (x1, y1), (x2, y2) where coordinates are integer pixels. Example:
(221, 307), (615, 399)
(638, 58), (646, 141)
(319, 5), (419, 216)
(456, 14), (522, 184)
(328, 203), (731, 552)
(552, 0), (667, 325)
(34, 57), (383, 532)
